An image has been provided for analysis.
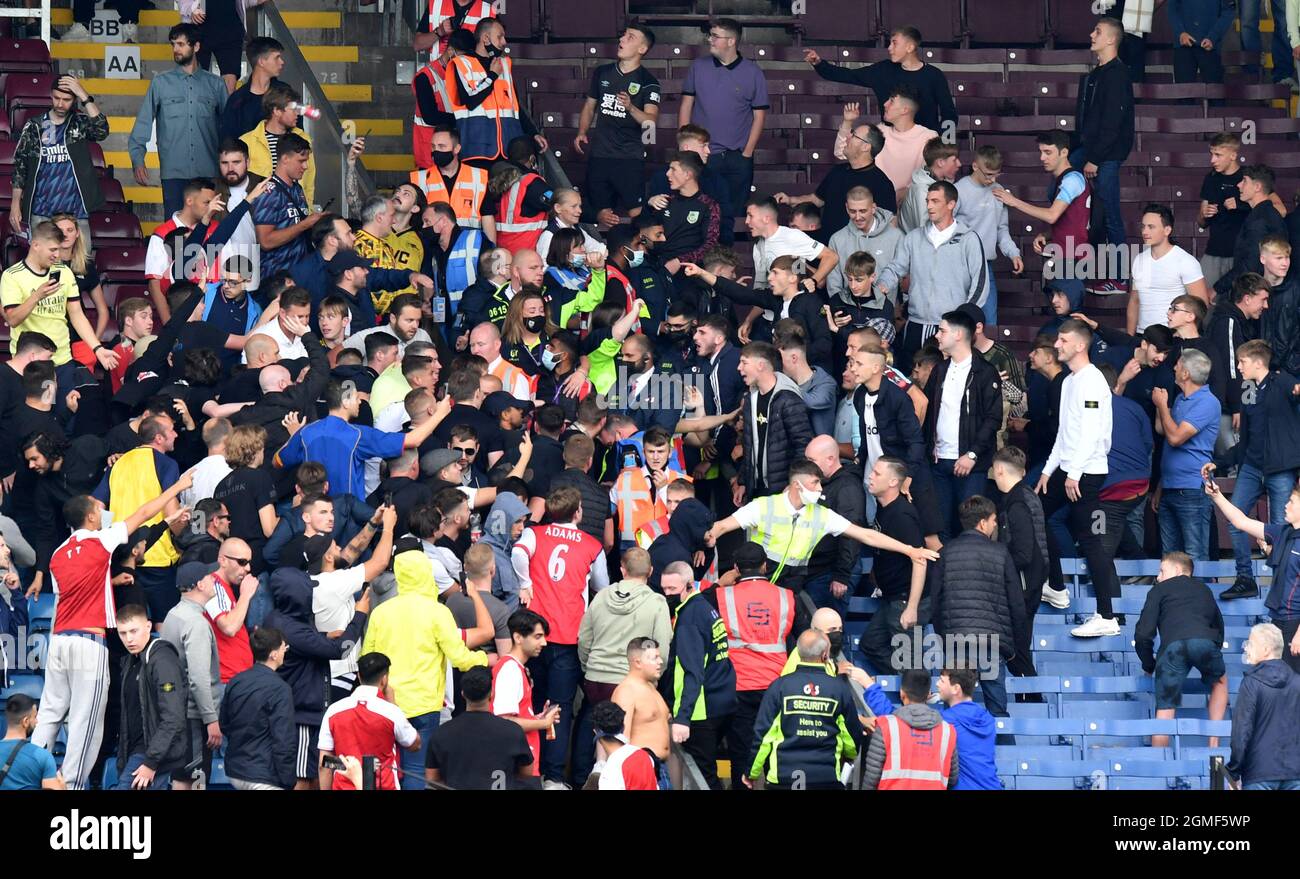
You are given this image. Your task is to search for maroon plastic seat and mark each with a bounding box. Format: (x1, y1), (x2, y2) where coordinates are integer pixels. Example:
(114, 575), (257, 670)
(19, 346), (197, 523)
(99, 281), (149, 311)
(804, 0), (878, 42)
(968, 0), (1047, 46)
(501, 0), (538, 42)
(99, 177), (126, 205)
(881, 0), (962, 45)
(4, 72), (54, 118)
(88, 211), (143, 241)
(96, 243), (149, 280)
(0, 39), (52, 74)
(0, 140), (14, 170)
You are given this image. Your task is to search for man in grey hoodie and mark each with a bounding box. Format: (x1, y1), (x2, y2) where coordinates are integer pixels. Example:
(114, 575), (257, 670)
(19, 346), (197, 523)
(955, 145), (1024, 327)
(897, 137), (960, 234)
(160, 561), (224, 790)
(575, 547), (673, 781)
(875, 180), (989, 373)
(483, 492), (533, 614)
(826, 186), (903, 307)
(862, 668), (961, 789)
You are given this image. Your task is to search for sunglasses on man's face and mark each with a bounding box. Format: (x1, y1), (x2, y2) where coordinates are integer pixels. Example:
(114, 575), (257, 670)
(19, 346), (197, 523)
(223, 556), (251, 567)
(452, 445), (477, 457)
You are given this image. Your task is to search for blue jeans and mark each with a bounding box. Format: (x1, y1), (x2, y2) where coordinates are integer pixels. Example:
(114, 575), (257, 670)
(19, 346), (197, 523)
(1158, 488), (1212, 561)
(1240, 0), (1296, 80)
(1068, 148), (1125, 248)
(983, 261), (998, 327)
(931, 460), (989, 541)
(161, 178), (189, 218)
(529, 643), (581, 784)
(803, 571), (849, 618)
(1245, 779), (1300, 789)
(114, 753), (172, 790)
(398, 711), (440, 790)
(977, 653), (1009, 718)
(1229, 464), (1296, 578)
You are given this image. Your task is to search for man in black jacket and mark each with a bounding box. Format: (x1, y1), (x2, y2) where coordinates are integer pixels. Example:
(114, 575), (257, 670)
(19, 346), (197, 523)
(803, 435), (867, 615)
(220, 625), (297, 790)
(1259, 239), (1300, 377)
(1228, 623), (1300, 789)
(1214, 165), (1286, 299)
(860, 456), (930, 674)
(735, 342), (813, 505)
(923, 310), (1002, 540)
(1135, 551), (1227, 749)
(929, 496), (1027, 718)
(1209, 273), (1267, 432)
(114, 604), (189, 790)
(850, 344), (942, 547)
(1071, 17), (1134, 251)
(264, 567), (370, 790)
(230, 328), (333, 460)
(991, 446), (1050, 681)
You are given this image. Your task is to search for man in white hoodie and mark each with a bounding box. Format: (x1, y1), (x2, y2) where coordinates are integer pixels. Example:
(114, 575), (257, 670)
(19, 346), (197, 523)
(875, 180), (989, 373)
(955, 145), (1024, 327)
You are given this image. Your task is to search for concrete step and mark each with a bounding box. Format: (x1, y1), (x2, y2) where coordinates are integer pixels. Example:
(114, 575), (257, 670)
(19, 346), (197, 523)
(50, 7), (343, 29)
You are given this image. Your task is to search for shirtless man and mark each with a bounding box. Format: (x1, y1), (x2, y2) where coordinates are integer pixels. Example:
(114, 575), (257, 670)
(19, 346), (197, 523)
(613, 636), (670, 768)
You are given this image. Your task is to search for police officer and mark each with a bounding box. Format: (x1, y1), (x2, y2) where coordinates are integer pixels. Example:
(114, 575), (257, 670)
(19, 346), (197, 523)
(746, 629), (864, 790)
(706, 459), (937, 592)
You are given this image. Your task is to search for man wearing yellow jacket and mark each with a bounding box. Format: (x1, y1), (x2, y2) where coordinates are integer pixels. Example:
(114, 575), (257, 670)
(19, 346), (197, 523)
(361, 548), (495, 789)
(241, 83), (316, 207)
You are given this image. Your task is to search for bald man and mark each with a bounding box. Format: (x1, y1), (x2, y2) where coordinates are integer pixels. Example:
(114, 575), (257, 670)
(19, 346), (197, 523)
(469, 322), (532, 400)
(260, 365), (292, 395)
(208, 537), (260, 683)
(801, 435), (868, 616)
(482, 249), (546, 327)
(244, 334), (281, 369)
(780, 607), (845, 676)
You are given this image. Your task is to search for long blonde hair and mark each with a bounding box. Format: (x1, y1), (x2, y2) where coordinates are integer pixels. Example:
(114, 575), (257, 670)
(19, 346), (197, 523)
(50, 213), (89, 274)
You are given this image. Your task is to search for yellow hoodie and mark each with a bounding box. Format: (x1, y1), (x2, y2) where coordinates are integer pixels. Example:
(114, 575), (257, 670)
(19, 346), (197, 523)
(361, 550), (487, 718)
(240, 121), (316, 207)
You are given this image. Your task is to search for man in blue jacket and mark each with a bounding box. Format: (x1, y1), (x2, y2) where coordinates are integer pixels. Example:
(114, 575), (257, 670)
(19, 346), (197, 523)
(290, 214), (434, 308)
(860, 666), (1000, 790)
(1168, 0), (1236, 83)
(1228, 623), (1300, 789)
(220, 626), (297, 790)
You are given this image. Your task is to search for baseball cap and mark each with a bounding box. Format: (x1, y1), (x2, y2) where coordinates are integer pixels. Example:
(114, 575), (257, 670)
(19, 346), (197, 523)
(421, 447), (464, 479)
(176, 561), (218, 591)
(327, 251), (373, 275)
(483, 390), (534, 419)
(300, 534), (333, 575)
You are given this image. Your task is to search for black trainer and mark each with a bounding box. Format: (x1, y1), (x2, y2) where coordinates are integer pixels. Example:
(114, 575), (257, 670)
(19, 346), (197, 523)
(1219, 576), (1259, 600)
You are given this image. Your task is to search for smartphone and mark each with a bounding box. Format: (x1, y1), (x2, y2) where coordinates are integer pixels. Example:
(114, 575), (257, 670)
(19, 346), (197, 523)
(321, 754), (346, 771)
(51, 268), (64, 284)
(384, 491), (394, 508)
(321, 197), (336, 212)
(833, 310), (849, 320)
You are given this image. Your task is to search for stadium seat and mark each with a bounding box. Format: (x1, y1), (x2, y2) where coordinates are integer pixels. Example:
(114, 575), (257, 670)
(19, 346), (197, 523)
(0, 39), (52, 74)
(4, 72), (53, 125)
(880, 0), (962, 45)
(803, 0), (877, 42)
(89, 212), (143, 242)
(0, 673), (43, 700)
(96, 243), (149, 280)
(967, 0), (1047, 46)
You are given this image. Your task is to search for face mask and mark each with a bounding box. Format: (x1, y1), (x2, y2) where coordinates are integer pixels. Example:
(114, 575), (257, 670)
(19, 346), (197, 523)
(625, 247), (645, 268)
(487, 44), (504, 57)
(432, 150), (455, 169)
(664, 329), (690, 345)
(826, 631), (844, 658)
(798, 486), (822, 506)
(665, 593), (682, 612)
(524, 316), (545, 334)
(571, 252), (587, 268)
(542, 349), (559, 370)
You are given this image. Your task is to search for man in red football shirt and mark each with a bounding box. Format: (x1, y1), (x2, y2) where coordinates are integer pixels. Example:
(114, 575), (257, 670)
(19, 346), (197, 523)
(32, 472), (194, 790)
(319, 652), (420, 790)
(491, 608), (560, 778)
(510, 486), (609, 789)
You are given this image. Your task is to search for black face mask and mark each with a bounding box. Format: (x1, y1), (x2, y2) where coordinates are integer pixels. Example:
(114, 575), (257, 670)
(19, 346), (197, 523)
(827, 630), (844, 658)
(524, 316), (545, 334)
(664, 329), (691, 346)
(486, 44), (504, 57)
(432, 150), (455, 169)
(665, 593), (682, 612)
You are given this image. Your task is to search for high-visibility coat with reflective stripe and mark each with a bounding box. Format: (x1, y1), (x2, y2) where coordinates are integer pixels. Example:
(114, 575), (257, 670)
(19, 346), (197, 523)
(746, 496), (833, 578)
(411, 59), (452, 168)
(422, 0), (492, 52)
(410, 162), (487, 228)
(876, 713), (956, 790)
(445, 53), (523, 163)
(635, 515), (669, 549)
(613, 467), (688, 545)
(445, 227), (483, 307)
(749, 663), (860, 786)
(603, 262), (641, 334)
(496, 170), (549, 253)
(717, 577), (794, 692)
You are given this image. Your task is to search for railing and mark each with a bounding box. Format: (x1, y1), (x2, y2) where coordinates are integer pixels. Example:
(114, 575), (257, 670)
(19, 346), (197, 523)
(256, 1), (377, 215)
(670, 742), (712, 790)
(1, 0), (52, 46)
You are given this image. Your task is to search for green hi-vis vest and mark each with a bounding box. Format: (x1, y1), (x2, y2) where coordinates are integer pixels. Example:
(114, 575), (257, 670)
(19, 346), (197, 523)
(745, 495), (832, 581)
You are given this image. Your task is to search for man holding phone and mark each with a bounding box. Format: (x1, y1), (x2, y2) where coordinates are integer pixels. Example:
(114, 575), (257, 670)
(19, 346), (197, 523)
(1, 221), (118, 371)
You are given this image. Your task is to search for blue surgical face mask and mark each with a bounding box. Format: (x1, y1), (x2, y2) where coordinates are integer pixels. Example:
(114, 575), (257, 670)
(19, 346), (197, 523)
(571, 252), (587, 268)
(542, 349), (559, 370)
(625, 247), (645, 268)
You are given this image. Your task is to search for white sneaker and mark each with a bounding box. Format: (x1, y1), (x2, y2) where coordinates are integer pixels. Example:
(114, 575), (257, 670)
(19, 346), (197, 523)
(60, 22), (91, 41)
(1071, 613), (1121, 638)
(542, 779), (571, 790)
(120, 22), (137, 43)
(1040, 584), (1071, 609)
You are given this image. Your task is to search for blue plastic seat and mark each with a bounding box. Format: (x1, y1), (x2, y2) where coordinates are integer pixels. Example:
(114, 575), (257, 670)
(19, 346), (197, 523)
(0, 674), (42, 700)
(1062, 700), (1151, 721)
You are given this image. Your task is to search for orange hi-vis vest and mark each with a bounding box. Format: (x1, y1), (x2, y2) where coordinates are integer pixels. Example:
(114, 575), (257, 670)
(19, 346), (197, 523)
(422, 0), (491, 53)
(717, 577), (793, 692)
(635, 515), (670, 549)
(603, 261), (641, 334)
(875, 713), (957, 790)
(411, 59), (452, 169)
(488, 355), (536, 399)
(445, 53), (522, 163)
(613, 468), (690, 545)
(409, 162), (487, 228)
(495, 170), (548, 254)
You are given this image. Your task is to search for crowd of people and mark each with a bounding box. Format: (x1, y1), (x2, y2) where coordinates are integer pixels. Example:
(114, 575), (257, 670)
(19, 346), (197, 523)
(6, 1), (1300, 792)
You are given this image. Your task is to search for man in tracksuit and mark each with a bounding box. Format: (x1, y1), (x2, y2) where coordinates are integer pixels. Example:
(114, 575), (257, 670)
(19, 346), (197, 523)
(659, 563), (736, 791)
(747, 629), (863, 790)
(873, 180), (988, 373)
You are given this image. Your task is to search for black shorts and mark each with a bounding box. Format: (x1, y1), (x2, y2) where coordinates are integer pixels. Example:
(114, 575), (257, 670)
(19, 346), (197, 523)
(584, 157), (645, 216)
(198, 31), (244, 78)
(296, 723), (320, 780)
